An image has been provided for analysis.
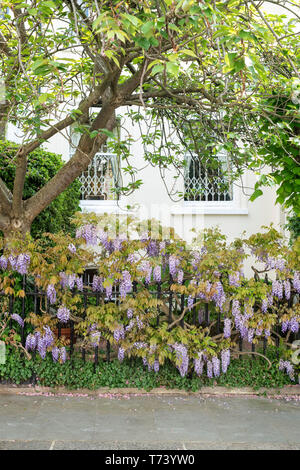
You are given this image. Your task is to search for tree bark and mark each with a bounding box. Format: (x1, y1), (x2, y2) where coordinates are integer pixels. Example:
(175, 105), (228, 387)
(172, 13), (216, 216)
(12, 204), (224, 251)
(1, 216), (32, 246)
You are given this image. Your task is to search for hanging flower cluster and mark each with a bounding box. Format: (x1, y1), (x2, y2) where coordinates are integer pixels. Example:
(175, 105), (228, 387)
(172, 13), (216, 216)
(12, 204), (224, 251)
(1, 216), (299, 381)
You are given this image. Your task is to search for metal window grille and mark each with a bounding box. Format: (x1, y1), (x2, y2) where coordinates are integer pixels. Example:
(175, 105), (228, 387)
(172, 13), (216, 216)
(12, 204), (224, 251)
(79, 152), (119, 201)
(70, 127), (119, 201)
(184, 153), (233, 202)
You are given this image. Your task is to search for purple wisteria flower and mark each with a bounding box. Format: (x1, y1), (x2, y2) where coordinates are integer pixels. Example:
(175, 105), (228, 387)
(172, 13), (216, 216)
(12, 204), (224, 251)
(11, 313), (24, 328)
(206, 360), (213, 378)
(147, 240), (159, 257)
(43, 326), (54, 348)
(68, 243), (76, 254)
(91, 331), (101, 347)
(229, 272), (240, 287)
(289, 317), (299, 334)
(272, 280), (283, 300)
(284, 280), (291, 300)
(37, 336), (47, 359)
(98, 230), (110, 250)
(30, 327), (55, 359)
(279, 359), (294, 380)
(67, 273), (76, 290)
(76, 276), (83, 291)
(153, 265), (161, 283)
(52, 346), (59, 362)
(46, 284), (56, 304)
(92, 275), (103, 292)
(212, 281), (226, 311)
(120, 270), (132, 299)
(140, 261), (152, 284)
(60, 347), (67, 363)
(127, 253), (137, 263)
(173, 343), (189, 377)
(16, 254), (31, 275)
(159, 241), (166, 255)
(133, 341), (147, 350)
(0, 255), (7, 269)
(169, 255), (180, 279)
(125, 320), (135, 331)
(57, 305), (70, 323)
(212, 356), (220, 377)
(223, 318), (231, 339)
(191, 251), (201, 270)
(59, 272), (68, 289)
(232, 300), (240, 317)
(240, 323), (249, 339)
(8, 255), (17, 270)
(113, 235), (127, 252)
(76, 224), (97, 245)
(127, 308), (133, 319)
(264, 329), (271, 338)
(153, 360), (160, 373)
(113, 325), (125, 343)
(247, 328), (254, 344)
(266, 257), (286, 271)
(261, 298), (268, 313)
(177, 269), (184, 285)
(136, 315), (144, 330)
(268, 294), (274, 307)
(281, 320), (289, 333)
(221, 349), (230, 373)
(187, 296), (194, 311)
(25, 333), (37, 351)
(118, 347), (125, 362)
(293, 272), (300, 294)
(194, 354), (204, 376)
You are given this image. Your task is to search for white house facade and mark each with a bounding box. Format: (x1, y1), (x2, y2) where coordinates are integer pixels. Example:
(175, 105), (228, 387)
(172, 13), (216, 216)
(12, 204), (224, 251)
(7, 107), (285, 251)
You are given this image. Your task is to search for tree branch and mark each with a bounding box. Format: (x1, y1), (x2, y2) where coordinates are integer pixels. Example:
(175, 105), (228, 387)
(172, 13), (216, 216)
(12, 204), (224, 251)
(0, 177), (12, 216)
(20, 79), (111, 156)
(24, 102), (116, 222)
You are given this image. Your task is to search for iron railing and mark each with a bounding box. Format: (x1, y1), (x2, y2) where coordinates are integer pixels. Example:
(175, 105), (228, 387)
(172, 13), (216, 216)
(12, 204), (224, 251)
(1, 271), (299, 381)
(184, 153), (232, 202)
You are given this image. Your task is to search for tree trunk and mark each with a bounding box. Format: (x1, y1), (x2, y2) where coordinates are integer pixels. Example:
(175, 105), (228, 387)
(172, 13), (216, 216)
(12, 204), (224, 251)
(1, 215), (31, 246)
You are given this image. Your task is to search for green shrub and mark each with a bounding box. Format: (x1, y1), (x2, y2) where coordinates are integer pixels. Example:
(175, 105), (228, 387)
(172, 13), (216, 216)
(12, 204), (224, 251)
(286, 214), (300, 244)
(0, 140), (81, 238)
(0, 347), (292, 390)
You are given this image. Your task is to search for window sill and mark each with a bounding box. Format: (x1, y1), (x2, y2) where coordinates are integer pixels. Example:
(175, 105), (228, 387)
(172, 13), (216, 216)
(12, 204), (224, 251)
(80, 200), (122, 213)
(171, 205), (248, 215)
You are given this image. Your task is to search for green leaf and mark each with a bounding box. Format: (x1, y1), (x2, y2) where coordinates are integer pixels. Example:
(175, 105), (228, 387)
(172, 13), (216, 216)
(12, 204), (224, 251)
(249, 189), (263, 201)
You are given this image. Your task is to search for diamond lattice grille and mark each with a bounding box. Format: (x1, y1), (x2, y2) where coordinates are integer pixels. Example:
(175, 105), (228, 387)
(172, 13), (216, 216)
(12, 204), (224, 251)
(79, 153), (118, 200)
(184, 154), (232, 202)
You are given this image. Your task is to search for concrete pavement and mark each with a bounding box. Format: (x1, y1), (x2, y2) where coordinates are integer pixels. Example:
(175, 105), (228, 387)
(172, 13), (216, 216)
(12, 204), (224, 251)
(0, 393), (300, 450)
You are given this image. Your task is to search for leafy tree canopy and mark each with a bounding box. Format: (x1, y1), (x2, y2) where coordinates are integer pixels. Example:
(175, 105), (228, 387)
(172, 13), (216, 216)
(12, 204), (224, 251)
(0, 0), (299, 238)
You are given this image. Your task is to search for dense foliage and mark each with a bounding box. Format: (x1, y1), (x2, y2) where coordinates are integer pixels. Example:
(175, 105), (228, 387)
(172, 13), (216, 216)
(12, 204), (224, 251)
(0, 214), (299, 387)
(0, 140), (81, 238)
(0, 345), (292, 391)
(286, 214), (300, 244)
(0, 1), (299, 237)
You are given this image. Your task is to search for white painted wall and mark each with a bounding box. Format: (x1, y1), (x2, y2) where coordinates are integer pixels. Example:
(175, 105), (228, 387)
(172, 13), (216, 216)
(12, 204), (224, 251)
(6, 106), (284, 252)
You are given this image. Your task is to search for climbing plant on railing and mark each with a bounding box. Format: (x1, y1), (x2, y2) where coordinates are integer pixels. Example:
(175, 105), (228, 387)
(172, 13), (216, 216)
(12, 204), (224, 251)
(0, 214), (299, 382)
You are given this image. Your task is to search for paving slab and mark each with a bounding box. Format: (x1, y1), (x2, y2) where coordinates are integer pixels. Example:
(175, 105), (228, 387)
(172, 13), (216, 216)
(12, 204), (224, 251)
(0, 394), (300, 450)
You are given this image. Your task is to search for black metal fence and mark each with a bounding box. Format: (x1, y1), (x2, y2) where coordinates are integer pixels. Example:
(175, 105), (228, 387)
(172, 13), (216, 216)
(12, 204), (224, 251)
(1, 270), (299, 375)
